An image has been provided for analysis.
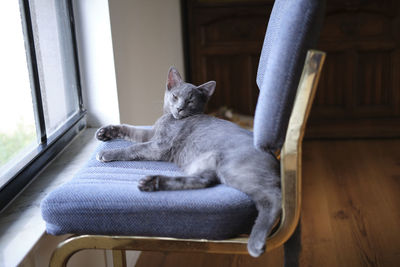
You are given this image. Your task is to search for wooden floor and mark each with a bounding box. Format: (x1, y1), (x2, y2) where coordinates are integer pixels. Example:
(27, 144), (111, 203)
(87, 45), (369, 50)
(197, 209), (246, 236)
(136, 139), (400, 267)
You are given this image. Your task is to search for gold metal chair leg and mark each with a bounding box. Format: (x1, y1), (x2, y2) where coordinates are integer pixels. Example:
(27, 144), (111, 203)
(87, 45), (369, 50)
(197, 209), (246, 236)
(49, 237), (82, 267)
(112, 250), (127, 267)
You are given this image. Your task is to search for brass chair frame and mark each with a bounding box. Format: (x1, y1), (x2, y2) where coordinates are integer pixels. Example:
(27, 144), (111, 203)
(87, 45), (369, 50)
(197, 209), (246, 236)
(48, 50), (325, 267)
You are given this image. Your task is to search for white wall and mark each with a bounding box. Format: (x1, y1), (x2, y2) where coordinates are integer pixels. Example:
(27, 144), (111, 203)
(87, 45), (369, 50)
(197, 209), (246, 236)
(73, 0), (121, 127)
(108, 0), (185, 125)
(72, 0), (185, 127)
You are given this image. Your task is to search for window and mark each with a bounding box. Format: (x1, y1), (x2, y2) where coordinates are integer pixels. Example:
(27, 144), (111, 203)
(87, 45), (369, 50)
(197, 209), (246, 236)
(0, 0), (85, 211)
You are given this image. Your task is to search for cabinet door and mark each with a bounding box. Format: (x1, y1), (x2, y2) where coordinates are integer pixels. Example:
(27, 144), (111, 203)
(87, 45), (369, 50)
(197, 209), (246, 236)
(307, 0), (400, 138)
(186, 0), (273, 115)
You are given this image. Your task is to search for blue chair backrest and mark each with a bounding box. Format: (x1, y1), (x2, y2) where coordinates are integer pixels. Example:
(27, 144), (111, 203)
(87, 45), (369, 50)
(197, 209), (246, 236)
(254, 0), (326, 152)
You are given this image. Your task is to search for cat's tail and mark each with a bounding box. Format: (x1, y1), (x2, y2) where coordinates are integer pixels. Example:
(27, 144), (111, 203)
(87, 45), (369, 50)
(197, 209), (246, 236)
(247, 189), (282, 257)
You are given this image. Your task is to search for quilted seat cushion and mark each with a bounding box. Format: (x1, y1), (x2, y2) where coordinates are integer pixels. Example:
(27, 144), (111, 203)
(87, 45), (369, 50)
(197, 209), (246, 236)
(41, 140), (258, 239)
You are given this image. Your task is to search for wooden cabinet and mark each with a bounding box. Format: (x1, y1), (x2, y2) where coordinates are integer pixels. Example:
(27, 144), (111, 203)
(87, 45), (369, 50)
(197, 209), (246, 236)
(307, 0), (400, 137)
(184, 0), (273, 115)
(184, 0), (400, 138)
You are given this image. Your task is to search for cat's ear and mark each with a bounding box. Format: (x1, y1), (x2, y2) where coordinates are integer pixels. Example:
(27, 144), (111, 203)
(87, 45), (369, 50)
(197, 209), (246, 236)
(167, 67), (183, 90)
(197, 81), (216, 97)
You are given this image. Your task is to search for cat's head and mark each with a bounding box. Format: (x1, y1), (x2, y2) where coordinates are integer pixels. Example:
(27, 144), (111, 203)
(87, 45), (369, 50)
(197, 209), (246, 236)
(163, 67), (216, 119)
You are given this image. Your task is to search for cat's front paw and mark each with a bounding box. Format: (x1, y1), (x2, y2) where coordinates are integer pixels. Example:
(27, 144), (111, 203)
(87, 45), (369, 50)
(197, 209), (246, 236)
(95, 125), (119, 141)
(96, 150), (115, 162)
(138, 176), (160, 192)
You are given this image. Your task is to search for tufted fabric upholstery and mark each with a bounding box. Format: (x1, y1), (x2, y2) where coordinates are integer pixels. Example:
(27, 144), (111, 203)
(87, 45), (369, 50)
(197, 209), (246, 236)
(41, 140), (258, 239)
(254, 0), (326, 152)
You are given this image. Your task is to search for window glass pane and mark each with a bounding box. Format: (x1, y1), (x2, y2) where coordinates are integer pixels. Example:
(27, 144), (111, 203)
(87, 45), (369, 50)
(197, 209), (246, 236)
(0, 1), (37, 187)
(30, 0), (80, 136)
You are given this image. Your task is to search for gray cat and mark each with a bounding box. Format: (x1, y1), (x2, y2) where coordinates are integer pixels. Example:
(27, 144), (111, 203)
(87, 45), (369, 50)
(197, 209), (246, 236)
(95, 67), (281, 257)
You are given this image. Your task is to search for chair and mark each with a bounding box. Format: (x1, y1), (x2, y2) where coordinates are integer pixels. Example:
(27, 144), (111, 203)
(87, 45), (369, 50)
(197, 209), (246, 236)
(41, 0), (326, 266)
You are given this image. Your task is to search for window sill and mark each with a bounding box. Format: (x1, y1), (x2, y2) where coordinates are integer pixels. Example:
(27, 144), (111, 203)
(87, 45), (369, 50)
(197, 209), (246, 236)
(0, 128), (98, 267)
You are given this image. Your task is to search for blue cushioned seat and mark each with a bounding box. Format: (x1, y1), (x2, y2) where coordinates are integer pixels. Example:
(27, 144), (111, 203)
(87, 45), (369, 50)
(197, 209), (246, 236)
(41, 140), (258, 239)
(41, 0), (326, 243)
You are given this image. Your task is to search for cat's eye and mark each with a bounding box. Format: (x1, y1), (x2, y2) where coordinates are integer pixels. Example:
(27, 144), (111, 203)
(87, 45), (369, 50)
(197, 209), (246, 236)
(172, 94), (178, 101)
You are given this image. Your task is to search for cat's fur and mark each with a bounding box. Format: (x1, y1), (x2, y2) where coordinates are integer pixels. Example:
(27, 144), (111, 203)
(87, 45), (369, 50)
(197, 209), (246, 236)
(95, 67), (281, 257)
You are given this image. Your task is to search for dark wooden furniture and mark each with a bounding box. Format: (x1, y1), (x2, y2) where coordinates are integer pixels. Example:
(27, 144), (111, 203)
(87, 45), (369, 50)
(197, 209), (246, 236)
(184, 0), (273, 116)
(184, 0), (400, 138)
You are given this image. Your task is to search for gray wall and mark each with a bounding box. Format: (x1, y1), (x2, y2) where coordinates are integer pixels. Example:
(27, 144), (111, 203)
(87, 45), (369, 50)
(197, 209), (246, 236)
(109, 0), (185, 125)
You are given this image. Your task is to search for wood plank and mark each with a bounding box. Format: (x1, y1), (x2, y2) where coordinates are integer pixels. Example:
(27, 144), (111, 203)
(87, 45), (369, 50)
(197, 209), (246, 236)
(300, 142), (340, 267)
(135, 251), (166, 267)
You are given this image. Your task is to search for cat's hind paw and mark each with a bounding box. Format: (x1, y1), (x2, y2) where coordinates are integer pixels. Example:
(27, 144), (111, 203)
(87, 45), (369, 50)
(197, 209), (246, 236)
(95, 125), (119, 141)
(138, 176), (160, 192)
(247, 236), (266, 258)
